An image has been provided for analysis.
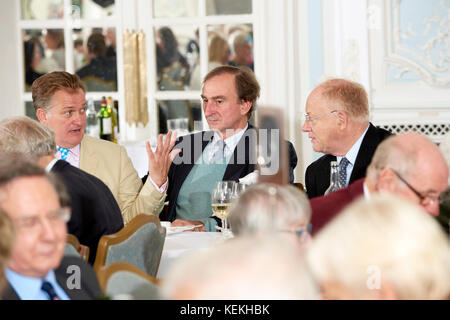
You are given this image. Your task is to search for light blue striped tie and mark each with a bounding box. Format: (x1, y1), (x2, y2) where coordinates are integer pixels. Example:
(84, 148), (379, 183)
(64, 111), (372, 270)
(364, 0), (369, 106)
(210, 140), (226, 164)
(57, 146), (70, 161)
(339, 157), (350, 187)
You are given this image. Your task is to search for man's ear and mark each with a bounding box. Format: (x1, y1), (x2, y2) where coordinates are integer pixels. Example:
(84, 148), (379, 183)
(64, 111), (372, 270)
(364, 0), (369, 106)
(336, 110), (348, 129)
(36, 108), (48, 124)
(240, 100), (252, 116)
(376, 168), (398, 193)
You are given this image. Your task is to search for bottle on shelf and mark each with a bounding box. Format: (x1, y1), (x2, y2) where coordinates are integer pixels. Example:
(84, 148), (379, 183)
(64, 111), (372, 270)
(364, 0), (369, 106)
(106, 96), (118, 143)
(85, 97), (100, 139)
(324, 161), (343, 195)
(98, 96), (112, 141)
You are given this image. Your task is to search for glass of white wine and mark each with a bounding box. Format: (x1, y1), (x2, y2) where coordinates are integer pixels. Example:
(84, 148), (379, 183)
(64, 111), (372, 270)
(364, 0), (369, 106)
(211, 181), (235, 233)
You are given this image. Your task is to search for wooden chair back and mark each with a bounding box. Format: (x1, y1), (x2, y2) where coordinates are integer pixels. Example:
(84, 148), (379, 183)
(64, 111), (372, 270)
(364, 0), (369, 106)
(66, 234), (90, 262)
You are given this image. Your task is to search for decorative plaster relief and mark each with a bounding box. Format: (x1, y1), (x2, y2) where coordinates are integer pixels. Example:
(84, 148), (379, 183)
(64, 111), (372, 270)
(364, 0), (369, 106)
(343, 39), (361, 81)
(386, 0), (449, 87)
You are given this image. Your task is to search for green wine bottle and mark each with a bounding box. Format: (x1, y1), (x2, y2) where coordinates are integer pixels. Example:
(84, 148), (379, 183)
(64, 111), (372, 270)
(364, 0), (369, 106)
(98, 96), (112, 141)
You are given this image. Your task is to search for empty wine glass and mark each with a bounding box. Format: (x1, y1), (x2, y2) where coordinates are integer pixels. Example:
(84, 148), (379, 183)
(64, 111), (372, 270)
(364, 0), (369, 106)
(232, 182), (248, 200)
(211, 181), (235, 233)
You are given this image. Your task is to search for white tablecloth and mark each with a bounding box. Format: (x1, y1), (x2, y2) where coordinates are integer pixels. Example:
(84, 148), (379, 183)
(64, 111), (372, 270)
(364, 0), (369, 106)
(157, 232), (227, 278)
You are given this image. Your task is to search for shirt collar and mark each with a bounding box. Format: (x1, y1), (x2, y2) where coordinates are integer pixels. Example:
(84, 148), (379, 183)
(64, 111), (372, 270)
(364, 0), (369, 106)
(211, 123), (248, 156)
(45, 158), (59, 172)
(337, 124), (370, 166)
(55, 144), (81, 168)
(5, 268), (56, 300)
(70, 144), (80, 158)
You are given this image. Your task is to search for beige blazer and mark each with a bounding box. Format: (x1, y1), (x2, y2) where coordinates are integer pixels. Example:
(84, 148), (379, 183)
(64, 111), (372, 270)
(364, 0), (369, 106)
(80, 135), (165, 224)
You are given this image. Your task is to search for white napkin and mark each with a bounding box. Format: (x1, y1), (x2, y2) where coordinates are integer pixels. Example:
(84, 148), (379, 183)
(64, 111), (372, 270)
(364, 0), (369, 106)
(239, 170), (259, 185)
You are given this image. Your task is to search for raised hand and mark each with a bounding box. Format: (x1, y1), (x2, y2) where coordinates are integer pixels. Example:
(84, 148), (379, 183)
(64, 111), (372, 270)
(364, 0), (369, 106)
(146, 131), (181, 188)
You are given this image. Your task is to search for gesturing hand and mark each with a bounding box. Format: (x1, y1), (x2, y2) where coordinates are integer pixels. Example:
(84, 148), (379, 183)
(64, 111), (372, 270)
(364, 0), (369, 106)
(146, 131), (181, 188)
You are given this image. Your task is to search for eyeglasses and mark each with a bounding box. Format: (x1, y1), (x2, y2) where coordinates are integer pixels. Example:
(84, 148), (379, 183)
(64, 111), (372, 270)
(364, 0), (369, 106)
(281, 224), (312, 241)
(13, 208), (71, 232)
(303, 110), (338, 122)
(391, 169), (445, 206)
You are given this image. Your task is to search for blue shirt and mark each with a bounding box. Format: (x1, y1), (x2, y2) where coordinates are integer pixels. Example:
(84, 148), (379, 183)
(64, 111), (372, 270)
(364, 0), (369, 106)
(337, 124), (369, 186)
(5, 268), (71, 300)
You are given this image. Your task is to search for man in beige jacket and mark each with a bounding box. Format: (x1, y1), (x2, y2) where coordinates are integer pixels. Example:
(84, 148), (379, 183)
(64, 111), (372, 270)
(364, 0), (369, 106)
(33, 71), (179, 224)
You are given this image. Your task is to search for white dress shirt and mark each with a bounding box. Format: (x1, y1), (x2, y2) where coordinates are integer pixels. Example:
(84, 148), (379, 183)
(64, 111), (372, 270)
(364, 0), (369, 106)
(336, 124), (370, 186)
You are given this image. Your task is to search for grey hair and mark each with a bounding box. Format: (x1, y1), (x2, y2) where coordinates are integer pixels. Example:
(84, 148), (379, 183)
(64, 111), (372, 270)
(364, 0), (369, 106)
(228, 183), (311, 236)
(307, 194), (450, 299)
(0, 155), (70, 208)
(0, 116), (57, 162)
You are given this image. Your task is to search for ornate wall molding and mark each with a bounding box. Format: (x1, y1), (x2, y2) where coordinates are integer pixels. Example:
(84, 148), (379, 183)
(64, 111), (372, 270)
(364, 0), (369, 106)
(386, 0), (449, 88)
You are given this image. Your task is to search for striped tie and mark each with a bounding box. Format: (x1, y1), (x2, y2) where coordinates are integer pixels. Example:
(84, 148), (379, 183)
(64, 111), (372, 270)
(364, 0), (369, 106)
(57, 146), (69, 161)
(210, 140), (226, 164)
(339, 157), (350, 187)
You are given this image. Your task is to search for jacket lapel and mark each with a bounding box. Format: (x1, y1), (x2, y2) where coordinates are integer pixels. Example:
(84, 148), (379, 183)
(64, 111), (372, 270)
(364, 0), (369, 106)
(80, 135), (99, 173)
(1, 282), (20, 300)
(223, 126), (255, 181)
(349, 123), (376, 183)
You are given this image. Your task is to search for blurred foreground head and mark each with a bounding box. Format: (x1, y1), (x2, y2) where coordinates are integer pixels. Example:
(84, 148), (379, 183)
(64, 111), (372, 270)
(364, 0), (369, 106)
(0, 156), (70, 279)
(229, 183), (311, 243)
(307, 194), (450, 299)
(0, 208), (14, 292)
(366, 132), (449, 216)
(162, 236), (319, 300)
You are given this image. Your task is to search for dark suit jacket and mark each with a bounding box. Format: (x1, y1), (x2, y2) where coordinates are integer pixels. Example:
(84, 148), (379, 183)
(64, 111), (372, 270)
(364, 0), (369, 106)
(305, 123), (391, 199)
(51, 160), (124, 264)
(310, 178), (365, 235)
(158, 126), (298, 222)
(1, 256), (102, 300)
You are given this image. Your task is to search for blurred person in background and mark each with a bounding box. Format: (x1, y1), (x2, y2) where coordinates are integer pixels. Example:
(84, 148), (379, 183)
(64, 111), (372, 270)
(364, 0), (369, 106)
(73, 38), (87, 71)
(190, 35), (231, 90)
(228, 32), (253, 71)
(156, 27), (191, 132)
(156, 26), (190, 88)
(105, 27), (117, 58)
(40, 29), (65, 71)
(24, 37), (44, 88)
(76, 32), (117, 91)
(307, 194), (450, 299)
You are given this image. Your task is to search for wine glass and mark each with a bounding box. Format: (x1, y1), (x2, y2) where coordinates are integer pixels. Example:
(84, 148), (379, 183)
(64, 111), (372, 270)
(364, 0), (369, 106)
(211, 181), (235, 233)
(232, 182), (248, 200)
